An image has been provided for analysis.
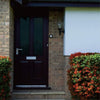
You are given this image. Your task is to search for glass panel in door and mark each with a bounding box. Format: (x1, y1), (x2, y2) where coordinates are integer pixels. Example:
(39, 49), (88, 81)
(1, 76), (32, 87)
(20, 17), (30, 56)
(33, 17), (43, 56)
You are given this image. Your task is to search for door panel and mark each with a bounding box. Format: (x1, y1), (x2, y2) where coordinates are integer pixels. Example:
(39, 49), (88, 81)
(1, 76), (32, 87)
(14, 9), (48, 88)
(32, 61), (44, 83)
(19, 61), (31, 84)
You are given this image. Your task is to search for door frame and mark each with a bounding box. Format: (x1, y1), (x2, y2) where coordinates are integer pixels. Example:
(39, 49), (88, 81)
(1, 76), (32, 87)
(13, 7), (49, 89)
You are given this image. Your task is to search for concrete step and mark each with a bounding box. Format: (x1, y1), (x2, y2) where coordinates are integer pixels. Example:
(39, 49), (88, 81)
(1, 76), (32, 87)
(12, 91), (66, 100)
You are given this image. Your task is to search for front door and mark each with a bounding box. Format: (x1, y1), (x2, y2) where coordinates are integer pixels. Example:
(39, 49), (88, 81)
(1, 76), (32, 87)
(14, 8), (48, 88)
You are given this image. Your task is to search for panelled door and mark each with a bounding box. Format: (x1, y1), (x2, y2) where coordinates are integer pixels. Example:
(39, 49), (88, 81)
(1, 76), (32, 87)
(14, 8), (48, 88)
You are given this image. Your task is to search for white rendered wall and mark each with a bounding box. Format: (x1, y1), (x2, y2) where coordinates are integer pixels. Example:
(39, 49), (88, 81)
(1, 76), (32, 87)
(64, 7), (100, 55)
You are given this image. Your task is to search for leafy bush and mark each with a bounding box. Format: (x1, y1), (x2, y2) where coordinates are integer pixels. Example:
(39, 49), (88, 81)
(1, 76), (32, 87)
(67, 52), (100, 99)
(0, 56), (12, 100)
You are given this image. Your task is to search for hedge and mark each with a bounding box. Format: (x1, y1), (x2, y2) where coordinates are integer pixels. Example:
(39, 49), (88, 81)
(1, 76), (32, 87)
(0, 56), (12, 100)
(67, 52), (100, 100)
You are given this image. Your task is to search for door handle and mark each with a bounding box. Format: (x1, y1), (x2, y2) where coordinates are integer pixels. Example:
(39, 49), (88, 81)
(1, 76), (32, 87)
(16, 48), (23, 55)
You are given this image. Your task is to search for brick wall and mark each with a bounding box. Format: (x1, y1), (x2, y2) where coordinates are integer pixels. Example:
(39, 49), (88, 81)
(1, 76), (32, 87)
(65, 56), (72, 100)
(49, 8), (71, 99)
(49, 8), (65, 91)
(0, 0), (10, 56)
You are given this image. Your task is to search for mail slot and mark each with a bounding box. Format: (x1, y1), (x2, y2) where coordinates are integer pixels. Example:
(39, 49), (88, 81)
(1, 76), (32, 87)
(26, 56), (36, 60)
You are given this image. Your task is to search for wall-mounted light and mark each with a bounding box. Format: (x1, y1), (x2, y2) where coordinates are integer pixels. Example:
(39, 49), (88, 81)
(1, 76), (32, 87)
(58, 23), (64, 35)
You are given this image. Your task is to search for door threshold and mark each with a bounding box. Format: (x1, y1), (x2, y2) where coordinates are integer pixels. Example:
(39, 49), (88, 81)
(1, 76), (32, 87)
(14, 85), (51, 90)
(16, 85), (46, 88)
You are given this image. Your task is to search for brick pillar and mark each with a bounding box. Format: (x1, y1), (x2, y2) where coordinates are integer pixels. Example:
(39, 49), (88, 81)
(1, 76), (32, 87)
(49, 8), (65, 91)
(0, 0), (10, 56)
(49, 8), (72, 99)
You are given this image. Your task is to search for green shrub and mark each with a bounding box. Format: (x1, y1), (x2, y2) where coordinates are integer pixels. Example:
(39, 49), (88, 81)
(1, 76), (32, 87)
(67, 52), (100, 99)
(0, 56), (12, 100)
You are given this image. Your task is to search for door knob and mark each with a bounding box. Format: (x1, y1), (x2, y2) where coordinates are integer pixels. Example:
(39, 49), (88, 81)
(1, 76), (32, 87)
(16, 48), (23, 55)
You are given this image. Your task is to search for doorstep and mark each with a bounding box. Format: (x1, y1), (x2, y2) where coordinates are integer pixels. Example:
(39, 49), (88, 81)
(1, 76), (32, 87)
(12, 90), (66, 100)
(13, 91), (65, 95)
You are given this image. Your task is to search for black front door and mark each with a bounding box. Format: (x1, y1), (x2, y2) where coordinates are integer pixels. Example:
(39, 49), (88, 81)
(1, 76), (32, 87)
(14, 8), (48, 88)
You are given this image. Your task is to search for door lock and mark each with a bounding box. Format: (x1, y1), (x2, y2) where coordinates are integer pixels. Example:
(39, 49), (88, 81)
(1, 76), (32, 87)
(16, 48), (23, 55)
